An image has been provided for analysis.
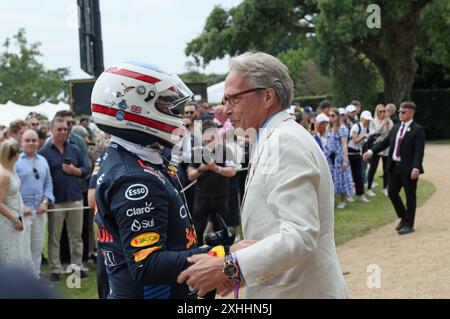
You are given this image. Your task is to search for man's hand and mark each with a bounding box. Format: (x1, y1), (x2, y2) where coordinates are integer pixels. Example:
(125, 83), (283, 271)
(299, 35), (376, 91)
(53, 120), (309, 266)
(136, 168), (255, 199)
(177, 254), (234, 297)
(411, 168), (420, 180)
(23, 206), (32, 217)
(182, 118), (192, 127)
(204, 161), (217, 172)
(37, 203), (48, 214)
(230, 239), (257, 253)
(363, 151), (372, 161)
(62, 163), (79, 176)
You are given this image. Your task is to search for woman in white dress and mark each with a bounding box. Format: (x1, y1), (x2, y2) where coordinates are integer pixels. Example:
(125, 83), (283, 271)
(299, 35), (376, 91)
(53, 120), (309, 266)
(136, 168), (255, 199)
(0, 139), (36, 277)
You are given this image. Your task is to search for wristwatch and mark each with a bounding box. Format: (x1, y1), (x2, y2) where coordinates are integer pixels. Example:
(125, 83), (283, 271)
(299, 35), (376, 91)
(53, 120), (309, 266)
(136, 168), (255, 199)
(41, 198), (49, 206)
(222, 254), (239, 279)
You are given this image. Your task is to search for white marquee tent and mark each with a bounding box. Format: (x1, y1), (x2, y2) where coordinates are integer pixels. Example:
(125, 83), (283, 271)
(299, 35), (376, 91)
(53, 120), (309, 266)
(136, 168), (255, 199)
(0, 101), (70, 126)
(207, 81), (225, 104)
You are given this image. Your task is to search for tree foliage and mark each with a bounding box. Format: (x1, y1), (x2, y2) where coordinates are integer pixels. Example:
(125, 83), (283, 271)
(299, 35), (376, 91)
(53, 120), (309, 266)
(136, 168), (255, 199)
(0, 29), (69, 105)
(185, 0), (318, 67)
(277, 48), (332, 96)
(178, 61), (226, 86)
(185, 0), (449, 106)
(315, 0), (447, 105)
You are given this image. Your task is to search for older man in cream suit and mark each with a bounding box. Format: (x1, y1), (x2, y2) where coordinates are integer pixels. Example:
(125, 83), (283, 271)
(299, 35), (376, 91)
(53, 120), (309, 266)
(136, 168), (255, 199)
(178, 51), (348, 299)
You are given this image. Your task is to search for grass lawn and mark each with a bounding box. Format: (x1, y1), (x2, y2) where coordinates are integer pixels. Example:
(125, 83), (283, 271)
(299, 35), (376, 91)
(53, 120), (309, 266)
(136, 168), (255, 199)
(41, 263), (98, 299)
(427, 140), (450, 145)
(42, 172), (435, 298)
(334, 172), (435, 245)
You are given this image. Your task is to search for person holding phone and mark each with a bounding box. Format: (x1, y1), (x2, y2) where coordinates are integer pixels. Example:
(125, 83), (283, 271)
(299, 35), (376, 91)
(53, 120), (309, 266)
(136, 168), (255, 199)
(0, 139), (36, 276)
(39, 117), (88, 282)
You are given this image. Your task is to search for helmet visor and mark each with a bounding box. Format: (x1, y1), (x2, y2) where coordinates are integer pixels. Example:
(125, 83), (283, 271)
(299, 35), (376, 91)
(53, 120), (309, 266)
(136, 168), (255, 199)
(154, 74), (193, 117)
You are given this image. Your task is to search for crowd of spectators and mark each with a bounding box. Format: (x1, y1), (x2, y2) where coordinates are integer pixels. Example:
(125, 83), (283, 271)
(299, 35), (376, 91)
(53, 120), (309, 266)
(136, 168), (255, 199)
(0, 98), (399, 288)
(294, 100), (398, 209)
(0, 111), (109, 282)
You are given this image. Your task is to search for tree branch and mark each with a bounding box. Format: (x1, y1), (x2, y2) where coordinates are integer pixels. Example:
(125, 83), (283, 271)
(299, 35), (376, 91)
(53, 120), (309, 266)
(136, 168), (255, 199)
(352, 34), (387, 73)
(402, 0), (433, 32)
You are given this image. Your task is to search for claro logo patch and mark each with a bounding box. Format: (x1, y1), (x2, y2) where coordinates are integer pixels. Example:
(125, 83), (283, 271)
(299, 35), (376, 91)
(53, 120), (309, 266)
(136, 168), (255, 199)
(125, 184), (148, 201)
(130, 232), (160, 247)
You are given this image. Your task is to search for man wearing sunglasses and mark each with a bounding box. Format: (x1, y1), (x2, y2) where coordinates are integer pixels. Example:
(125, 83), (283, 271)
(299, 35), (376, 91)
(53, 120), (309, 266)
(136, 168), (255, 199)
(51, 110), (90, 268)
(39, 117), (88, 281)
(364, 102), (425, 235)
(14, 129), (54, 276)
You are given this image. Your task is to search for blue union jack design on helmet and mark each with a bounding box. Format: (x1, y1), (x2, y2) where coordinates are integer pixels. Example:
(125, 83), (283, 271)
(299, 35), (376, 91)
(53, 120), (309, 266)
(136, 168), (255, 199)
(91, 62), (193, 147)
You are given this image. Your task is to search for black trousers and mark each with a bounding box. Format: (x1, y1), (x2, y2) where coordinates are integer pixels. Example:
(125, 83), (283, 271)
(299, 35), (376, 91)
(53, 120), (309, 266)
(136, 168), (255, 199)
(368, 154), (389, 190)
(388, 162), (418, 227)
(193, 194), (228, 246)
(225, 175), (241, 227)
(349, 153), (364, 196)
(96, 250), (110, 299)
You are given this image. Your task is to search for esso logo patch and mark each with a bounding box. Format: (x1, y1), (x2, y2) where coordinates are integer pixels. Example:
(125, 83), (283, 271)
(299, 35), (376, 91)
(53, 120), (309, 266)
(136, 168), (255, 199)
(125, 184), (148, 201)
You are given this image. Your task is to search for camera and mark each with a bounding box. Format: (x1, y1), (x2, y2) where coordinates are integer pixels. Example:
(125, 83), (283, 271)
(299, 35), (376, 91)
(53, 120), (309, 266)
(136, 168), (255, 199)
(204, 213), (236, 247)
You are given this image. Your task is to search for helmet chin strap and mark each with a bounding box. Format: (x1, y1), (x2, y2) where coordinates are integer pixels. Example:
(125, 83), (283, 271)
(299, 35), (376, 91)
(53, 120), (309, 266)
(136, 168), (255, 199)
(110, 135), (163, 165)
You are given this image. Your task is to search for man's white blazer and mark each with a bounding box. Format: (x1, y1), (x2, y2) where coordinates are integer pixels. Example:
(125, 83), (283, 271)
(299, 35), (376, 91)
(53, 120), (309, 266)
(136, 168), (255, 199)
(235, 111), (348, 299)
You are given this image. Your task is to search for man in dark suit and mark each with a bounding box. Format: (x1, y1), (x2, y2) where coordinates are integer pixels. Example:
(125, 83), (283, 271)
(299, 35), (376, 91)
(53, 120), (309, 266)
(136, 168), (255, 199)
(363, 101), (425, 235)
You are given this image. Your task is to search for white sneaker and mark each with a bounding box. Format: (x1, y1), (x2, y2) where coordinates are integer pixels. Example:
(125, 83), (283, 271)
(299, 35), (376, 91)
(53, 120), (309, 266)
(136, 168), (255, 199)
(366, 189), (376, 197)
(383, 188), (388, 196)
(358, 195), (370, 203)
(372, 182), (378, 188)
(336, 202), (346, 209)
(346, 196), (355, 202)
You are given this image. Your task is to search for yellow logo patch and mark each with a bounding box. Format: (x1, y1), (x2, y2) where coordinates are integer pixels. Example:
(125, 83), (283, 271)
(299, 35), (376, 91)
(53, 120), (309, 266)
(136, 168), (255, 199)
(130, 232), (160, 247)
(134, 246), (162, 262)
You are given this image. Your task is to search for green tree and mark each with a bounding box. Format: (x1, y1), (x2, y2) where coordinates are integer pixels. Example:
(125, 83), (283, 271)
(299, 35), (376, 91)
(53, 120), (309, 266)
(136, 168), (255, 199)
(276, 47), (332, 97)
(315, 0), (446, 105)
(178, 61), (226, 86)
(186, 0), (449, 106)
(185, 0), (318, 66)
(0, 29), (69, 105)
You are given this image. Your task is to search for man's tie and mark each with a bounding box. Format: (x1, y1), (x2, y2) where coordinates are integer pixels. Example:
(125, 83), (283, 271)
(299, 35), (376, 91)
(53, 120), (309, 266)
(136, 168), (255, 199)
(395, 123), (405, 158)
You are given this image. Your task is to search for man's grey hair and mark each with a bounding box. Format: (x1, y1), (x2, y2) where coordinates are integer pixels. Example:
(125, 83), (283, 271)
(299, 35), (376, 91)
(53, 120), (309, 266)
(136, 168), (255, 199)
(229, 51), (294, 110)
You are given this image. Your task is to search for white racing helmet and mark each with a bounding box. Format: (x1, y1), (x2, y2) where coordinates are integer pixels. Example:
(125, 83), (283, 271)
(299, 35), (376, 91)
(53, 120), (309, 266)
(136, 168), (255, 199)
(91, 62), (193, 147)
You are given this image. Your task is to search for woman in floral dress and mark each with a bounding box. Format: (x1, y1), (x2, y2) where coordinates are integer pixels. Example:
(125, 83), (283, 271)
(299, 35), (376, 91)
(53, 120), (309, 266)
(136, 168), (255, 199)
(324, 108), (355, 209)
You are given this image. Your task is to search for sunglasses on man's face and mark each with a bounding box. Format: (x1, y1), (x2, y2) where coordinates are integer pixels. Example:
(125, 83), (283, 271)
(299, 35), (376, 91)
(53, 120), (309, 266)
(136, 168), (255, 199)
(184, 111), (195, 115)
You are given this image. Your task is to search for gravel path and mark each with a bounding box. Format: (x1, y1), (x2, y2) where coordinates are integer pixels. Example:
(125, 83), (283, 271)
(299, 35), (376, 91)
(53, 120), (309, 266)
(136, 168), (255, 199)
(337, 144), (450, 298)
